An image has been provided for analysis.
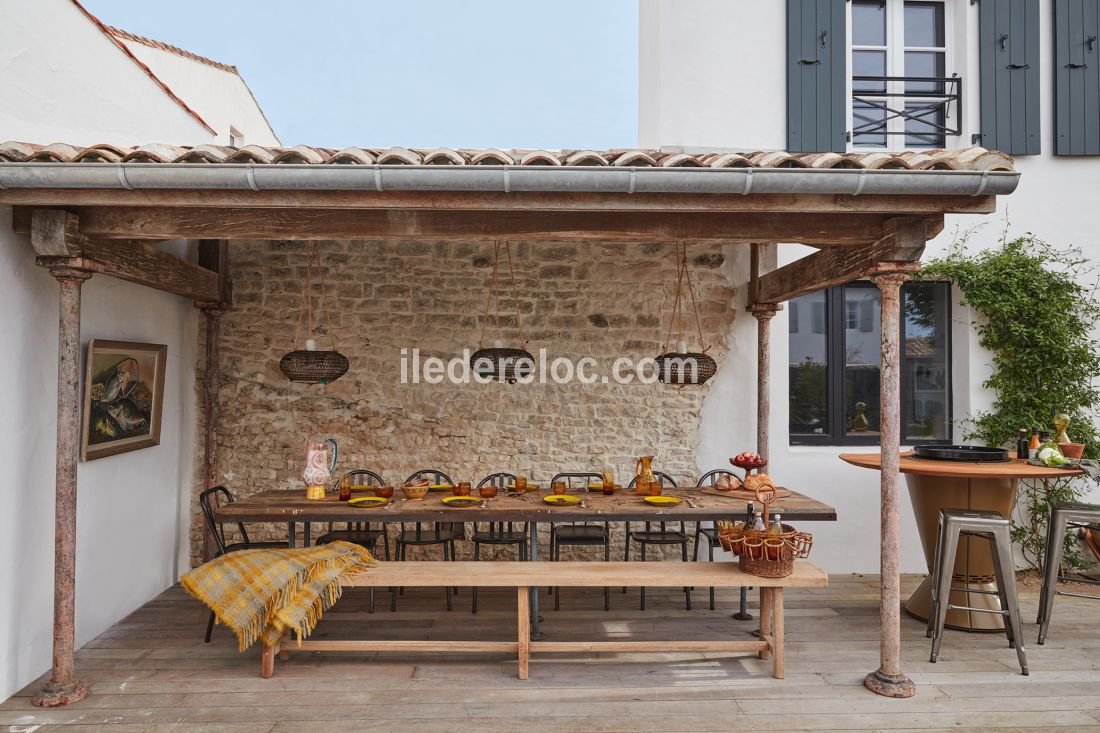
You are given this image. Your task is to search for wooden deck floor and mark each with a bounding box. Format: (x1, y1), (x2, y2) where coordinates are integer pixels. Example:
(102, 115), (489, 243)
(3, 575), (1100, 732)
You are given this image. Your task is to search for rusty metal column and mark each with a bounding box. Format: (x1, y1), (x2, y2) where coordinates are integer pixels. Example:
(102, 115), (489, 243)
(864, 270), (917, 699)
(33, 261), (94, 708)
(199, 305), (223, 563)
(750, 305), (779, 460)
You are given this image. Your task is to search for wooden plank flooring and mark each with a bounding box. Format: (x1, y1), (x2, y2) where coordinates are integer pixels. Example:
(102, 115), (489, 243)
(4, 575), (1100, 732)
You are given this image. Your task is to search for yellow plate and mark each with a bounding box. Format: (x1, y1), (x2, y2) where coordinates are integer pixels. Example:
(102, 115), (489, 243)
(442, 495), (481, 506)
(643, 495), (683, 506)
(543, 495), (582, 506)
(506, 483), (540, 490)
(348, 496), (388, 508)
(428, 484), (455, 491)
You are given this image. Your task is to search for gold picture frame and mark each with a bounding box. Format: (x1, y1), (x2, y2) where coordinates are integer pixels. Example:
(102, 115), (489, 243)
(81, 340), (167, 461)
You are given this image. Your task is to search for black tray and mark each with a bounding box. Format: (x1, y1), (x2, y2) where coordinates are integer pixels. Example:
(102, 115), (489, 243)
(911, 444), (1010, 463)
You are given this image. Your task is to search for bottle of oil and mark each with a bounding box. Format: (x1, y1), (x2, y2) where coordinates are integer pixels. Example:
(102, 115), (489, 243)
(766, 513), (783, 560)
(1017, 428), (1030, 461)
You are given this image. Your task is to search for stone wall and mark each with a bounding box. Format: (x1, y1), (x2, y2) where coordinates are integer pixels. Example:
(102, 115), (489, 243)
(192, 239), (737, 565)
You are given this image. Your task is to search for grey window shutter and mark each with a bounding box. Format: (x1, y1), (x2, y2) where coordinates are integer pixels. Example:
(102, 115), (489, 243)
(1054, 0), (1100, 155)
(787, 0), (847, 152)
(979, 0), (1041, 154)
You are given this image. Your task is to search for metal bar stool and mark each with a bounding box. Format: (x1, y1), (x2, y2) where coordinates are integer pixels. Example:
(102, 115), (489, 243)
(624, 471), (691, 610)
(548, 472), (609, 611)
(927, 508), (1029, 675)
(1037, 501), (1100, 645)
(471, 472), (527, 613)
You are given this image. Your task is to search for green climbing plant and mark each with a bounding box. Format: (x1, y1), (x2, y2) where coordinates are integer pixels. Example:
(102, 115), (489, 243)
(921, 233), (1100, 571)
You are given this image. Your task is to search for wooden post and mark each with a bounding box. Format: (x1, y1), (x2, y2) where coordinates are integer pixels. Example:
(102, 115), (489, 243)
(32, 259), (95, 707)
(864, 270), (917, 699)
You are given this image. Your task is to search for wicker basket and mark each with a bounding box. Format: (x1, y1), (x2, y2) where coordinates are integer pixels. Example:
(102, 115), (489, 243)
(279, 349), (349, 384)
(717, 521), (813, 578)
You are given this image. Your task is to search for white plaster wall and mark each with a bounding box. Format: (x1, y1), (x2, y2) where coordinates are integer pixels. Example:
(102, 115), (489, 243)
(0, 211), (197, 700)
(118, 41), (280, 146)
(0, 0), (257, 702)
(649, 0), (1100, 572)
(0, 0), (210, 146)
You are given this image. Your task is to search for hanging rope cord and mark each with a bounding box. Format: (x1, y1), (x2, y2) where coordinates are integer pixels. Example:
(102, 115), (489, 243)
(478, 241), (527, 349)
(291, 242), (339, 351)
(661, 242), (709, 354)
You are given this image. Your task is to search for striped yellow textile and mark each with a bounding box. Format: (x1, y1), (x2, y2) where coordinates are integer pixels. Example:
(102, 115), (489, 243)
(181, 541), (373, 651)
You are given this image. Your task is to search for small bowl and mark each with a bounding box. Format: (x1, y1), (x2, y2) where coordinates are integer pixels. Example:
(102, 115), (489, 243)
(374, 486), (394, 499)
(1060, 442), (1086, 459)
(402, 486), (429, 500)
(479, 485), (499, 499)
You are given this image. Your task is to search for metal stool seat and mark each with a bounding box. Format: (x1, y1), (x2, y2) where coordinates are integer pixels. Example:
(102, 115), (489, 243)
(927, 508), (1028, 675)
(1037, 501), (1100, 645)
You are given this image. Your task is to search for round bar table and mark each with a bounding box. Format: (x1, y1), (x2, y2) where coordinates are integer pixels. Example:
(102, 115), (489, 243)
(840, 451), (1081, 632)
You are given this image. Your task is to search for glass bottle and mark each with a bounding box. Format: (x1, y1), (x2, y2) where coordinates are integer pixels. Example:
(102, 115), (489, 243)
(766, 513), (783, 560)
(744, 500), (756, 528)
(752, 510), (766, 533)
(1016, 428), (1030, 461)
(1029, 429), (1041, 459)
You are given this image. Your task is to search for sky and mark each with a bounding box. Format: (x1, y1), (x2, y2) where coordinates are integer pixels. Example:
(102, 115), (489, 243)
(81, 0), (639, 150)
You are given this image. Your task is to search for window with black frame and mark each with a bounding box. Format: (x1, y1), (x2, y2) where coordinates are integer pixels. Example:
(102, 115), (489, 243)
(788, 281), (951, 445)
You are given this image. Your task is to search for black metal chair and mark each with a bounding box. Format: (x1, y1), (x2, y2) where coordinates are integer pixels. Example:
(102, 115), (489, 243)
(624, 471), (691, 610)
(199, 485), (286, 642)
(692, 469), (738, 610)
(315, 469), (389, 613)
(548, 471), (609, 611)
(392, 469), (461, 612)
(471, 472), (527, 613)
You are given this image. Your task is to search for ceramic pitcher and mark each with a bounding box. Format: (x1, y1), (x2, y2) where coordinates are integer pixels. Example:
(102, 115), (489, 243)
(303, 438), (339, 500)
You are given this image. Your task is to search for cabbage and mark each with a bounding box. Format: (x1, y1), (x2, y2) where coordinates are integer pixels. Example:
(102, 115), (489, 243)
(1037, 443), (1067, 467)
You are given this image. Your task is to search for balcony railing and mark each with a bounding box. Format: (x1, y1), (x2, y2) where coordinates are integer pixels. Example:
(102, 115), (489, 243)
(851, 75), (962, 147)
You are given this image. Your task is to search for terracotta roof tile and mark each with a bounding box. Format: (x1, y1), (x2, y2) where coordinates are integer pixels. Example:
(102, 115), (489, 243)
(0, 142), (1017, 172)
(106, 26), (238, 75)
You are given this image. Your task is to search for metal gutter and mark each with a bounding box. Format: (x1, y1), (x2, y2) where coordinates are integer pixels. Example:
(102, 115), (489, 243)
(0, 162), (1020, 197)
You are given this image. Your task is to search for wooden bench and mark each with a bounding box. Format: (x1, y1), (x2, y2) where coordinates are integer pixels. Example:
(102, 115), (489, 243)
(261, 561), (827, 680)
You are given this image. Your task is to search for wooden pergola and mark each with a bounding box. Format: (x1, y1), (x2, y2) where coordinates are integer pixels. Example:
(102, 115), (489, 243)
(0, 143), (1019, 704)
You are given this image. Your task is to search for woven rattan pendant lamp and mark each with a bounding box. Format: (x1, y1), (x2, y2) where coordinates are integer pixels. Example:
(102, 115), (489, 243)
(653, 243), (717, 385)
(279, 242), (349, 384)
(470, 241), (535, 384)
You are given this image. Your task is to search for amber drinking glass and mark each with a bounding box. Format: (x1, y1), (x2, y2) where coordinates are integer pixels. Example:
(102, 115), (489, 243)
(338, 475), (352, 502)
(454, 481), (472, 496)
(514, 476), (528, 492)
(551, 480), (567, 495)
(601, 468), (615, 495)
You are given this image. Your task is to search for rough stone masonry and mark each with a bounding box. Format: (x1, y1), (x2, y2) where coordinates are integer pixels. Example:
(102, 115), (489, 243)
(193, 239), (737, 565)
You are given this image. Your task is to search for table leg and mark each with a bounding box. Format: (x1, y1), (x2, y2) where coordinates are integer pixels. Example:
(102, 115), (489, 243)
(758, 587), (773, 660)
(517, 586), (530, 680)
(303, 522), (311, 547)
(528, 521), (545, 640)
(771, 588), (784, 679)
(734, 586), (753, 620)
(261, 641), (278, 678)
(287, 522), (296, 549)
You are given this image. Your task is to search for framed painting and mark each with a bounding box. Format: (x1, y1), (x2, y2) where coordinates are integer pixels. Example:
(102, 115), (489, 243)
(81, 340), (167, 461)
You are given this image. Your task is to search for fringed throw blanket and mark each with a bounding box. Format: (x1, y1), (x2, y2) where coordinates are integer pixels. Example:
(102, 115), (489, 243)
(181, 540), (373, 651)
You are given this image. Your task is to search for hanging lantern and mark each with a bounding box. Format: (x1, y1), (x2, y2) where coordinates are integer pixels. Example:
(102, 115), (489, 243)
(280, 243), (350, 385)
(469, 241), (535, 384)
(653, 243), (718, 386)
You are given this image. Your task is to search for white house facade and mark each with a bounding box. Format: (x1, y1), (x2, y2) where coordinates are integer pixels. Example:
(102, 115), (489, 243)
(641, 0), (1100, 574)
(0, 0), (276, 702)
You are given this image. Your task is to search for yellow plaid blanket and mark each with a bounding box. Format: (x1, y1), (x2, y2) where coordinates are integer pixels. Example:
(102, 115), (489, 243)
(181, 541), (373, 651)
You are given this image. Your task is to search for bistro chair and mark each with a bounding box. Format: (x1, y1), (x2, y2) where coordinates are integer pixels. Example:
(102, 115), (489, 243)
(692, 469), (739, 611)
(1037, 501), (1100, 645)
(623, 471), (691, 610)
(548, 471), (610, 611)
(198, 485), (286, 643)
(392, 469), (461, 612)
(470, 472), (527, 613)
(315, 469), (389, 613)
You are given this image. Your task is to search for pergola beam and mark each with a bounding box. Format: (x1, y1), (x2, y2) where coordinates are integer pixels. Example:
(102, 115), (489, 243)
(753, 217), (935, 304)
(29, 210), (220, 301)
(0, 188), (1000, 215)
(18, 206), (900, 244)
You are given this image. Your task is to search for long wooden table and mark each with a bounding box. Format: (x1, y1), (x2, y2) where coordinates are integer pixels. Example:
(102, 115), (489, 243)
(215, 486), (836, 637)
(841, 451), (1082, 631)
